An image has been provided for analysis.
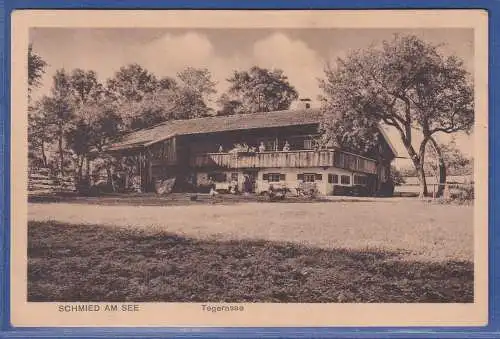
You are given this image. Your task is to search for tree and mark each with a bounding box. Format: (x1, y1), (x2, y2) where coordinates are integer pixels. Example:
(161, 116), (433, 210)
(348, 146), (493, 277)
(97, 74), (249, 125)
(425, 140), (472, 177)
(177, 67), (216, 101)
(65, 69), (123, 181)
(28, 100), (53, 168)
(28, 44), (47, 98)
(319, 34), (474, 197)
(106, 63), (158, 103)
(106, 64), (159, 128)
(390, 165), (406, 186)
(158, 76), (177, 90)
(69, 69), (104, 105)
(225, 66), (299, 113)
(176, 67), (217, 118)
(40, 69), (77, 176)
(107, 65), (215, 129)
(216, 93), (244, 116)
(66, 101), (122, 181)
(28, 45), (49, 165)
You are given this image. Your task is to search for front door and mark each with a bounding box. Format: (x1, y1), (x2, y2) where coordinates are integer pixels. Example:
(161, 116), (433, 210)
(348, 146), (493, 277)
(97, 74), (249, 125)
(242, 170), (258, 193)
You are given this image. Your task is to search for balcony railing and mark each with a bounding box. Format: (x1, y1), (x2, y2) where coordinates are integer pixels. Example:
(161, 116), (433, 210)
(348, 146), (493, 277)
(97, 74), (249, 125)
(190, 150), (377, 174)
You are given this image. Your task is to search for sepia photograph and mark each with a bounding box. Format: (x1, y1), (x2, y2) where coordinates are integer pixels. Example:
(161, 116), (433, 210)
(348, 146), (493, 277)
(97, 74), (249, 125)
(10, 10), (488, 327)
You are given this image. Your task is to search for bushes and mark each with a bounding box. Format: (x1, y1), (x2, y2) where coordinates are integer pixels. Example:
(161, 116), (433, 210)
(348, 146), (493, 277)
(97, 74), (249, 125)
(436, 184), (474, 205)
(451, 184), (474, 201)
(377, 181), (395, 197)
(332, 185), (370, 197)
(297, 182), (319, 198)
(444, 184), (474, 204)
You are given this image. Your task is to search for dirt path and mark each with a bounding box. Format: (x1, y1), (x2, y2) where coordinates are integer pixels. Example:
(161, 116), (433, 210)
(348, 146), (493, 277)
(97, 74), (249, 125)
(28, 201), (473, 262)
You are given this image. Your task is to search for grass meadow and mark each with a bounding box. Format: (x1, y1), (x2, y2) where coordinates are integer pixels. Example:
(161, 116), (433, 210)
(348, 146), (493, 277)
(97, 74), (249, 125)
(28, 197), (473, 303)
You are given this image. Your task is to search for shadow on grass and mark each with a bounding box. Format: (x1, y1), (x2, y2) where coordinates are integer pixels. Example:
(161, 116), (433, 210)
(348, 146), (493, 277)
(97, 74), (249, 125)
(28, 221), (473, 303)
(28, 192), (395, 206)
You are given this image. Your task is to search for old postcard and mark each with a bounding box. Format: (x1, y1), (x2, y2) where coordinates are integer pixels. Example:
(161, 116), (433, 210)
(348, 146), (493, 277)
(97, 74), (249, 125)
(11, 9), (488, 327)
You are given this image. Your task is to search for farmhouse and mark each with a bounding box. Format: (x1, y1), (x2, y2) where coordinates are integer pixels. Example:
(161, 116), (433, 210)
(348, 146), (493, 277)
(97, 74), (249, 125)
(104, 107), (397, 196)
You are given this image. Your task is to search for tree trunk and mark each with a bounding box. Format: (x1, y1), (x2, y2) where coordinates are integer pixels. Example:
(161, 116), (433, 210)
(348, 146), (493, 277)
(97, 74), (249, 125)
(416, 163), (428, 198)
(429, 137), (447, 197)
(86, 156), (91, 183)
(403, 139), (428, 198)
(77, 155), (84, 181)
(416, 137), (432, 198)
(58, 125), (64, 176)
(41, 140), (47, 168)
(106, 165), (115, 192)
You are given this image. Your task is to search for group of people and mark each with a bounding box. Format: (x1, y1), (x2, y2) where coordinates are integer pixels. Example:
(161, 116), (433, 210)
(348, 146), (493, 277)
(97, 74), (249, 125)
(218, 140), (291, 153)
(207, 174), (254, 197)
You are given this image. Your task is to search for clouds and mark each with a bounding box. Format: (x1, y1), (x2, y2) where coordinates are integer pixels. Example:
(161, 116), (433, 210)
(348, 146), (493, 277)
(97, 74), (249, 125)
(31, 28), (475, 107)
(132, 31), (325, 104)
(252, 33), (325, 101)
(139, 32), (215, 71)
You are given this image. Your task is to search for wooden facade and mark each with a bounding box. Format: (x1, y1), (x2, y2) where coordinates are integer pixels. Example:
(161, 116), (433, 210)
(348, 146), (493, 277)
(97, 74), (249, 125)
(105, 109), (396, 196)
(190, 150), (377, 175)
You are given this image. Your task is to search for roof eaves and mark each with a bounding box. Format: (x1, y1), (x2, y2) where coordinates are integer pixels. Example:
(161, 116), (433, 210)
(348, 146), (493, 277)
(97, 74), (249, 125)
(378, 125), (398, 158)
(143, 133), (178, 147)
(105, 142), (147, 152)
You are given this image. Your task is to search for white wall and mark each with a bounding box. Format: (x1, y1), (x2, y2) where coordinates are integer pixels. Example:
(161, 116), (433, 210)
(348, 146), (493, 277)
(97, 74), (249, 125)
(257, 167), (355, 195)
(195, 167), (369, 195)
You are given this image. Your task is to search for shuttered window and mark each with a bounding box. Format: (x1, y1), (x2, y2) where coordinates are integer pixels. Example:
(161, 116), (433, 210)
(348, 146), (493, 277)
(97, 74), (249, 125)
(268, 173), (280, 182)
(341, 175), (351, 185)
(299, 173), (323, 182)
(265, 173), (285, 182)
(354, 175), (367, 185)
(303, 174), (316, 183)
(328, 174), (339, 184)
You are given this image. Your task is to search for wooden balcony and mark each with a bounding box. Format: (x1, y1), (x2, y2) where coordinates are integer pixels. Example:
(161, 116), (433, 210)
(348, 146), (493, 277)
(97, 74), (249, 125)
(190, 150), (377, 174)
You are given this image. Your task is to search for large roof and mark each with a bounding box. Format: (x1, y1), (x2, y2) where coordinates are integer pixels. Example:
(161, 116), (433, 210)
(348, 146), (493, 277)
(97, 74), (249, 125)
(105, 108), (323, 151)
(104, 108), (398, 158)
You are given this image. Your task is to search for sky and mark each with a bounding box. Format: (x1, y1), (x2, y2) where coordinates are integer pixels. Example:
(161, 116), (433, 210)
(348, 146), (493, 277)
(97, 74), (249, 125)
(29, 27), (475, 167)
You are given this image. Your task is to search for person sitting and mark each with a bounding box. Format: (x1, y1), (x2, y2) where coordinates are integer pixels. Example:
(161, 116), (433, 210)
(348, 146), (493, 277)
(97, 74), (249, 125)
(258, 141), (266, 153)
(208, 178), (218, 197)
(229, 180), (239, 194)
(228, 145), (239, 154)
(283, 141), (290, 152)
(209, 186), (218, 197)
(268, 183), (275, 200)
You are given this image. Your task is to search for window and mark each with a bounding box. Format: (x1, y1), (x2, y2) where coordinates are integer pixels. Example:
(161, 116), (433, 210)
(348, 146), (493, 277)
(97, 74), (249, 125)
(230, 172), (238, 182)
(300, 173), (322, 182)
(354, 175), (367, 185)
(303, 174), (315, 182)
(263, 173), (285, 182)
(208, 172), (227, 182)
(304, 139), (314, 150)
(328, 174), (339, 184)
(341, 175), (351, 185)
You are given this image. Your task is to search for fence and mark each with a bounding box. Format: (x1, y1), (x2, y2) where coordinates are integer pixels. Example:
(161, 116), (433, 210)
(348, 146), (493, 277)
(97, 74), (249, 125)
(28, 168), (76, 194)
(394, 182), (474, 200)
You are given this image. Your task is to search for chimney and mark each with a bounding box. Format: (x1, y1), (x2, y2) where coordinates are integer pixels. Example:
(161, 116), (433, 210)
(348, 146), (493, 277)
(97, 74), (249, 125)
(299, 98), (311, 109)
